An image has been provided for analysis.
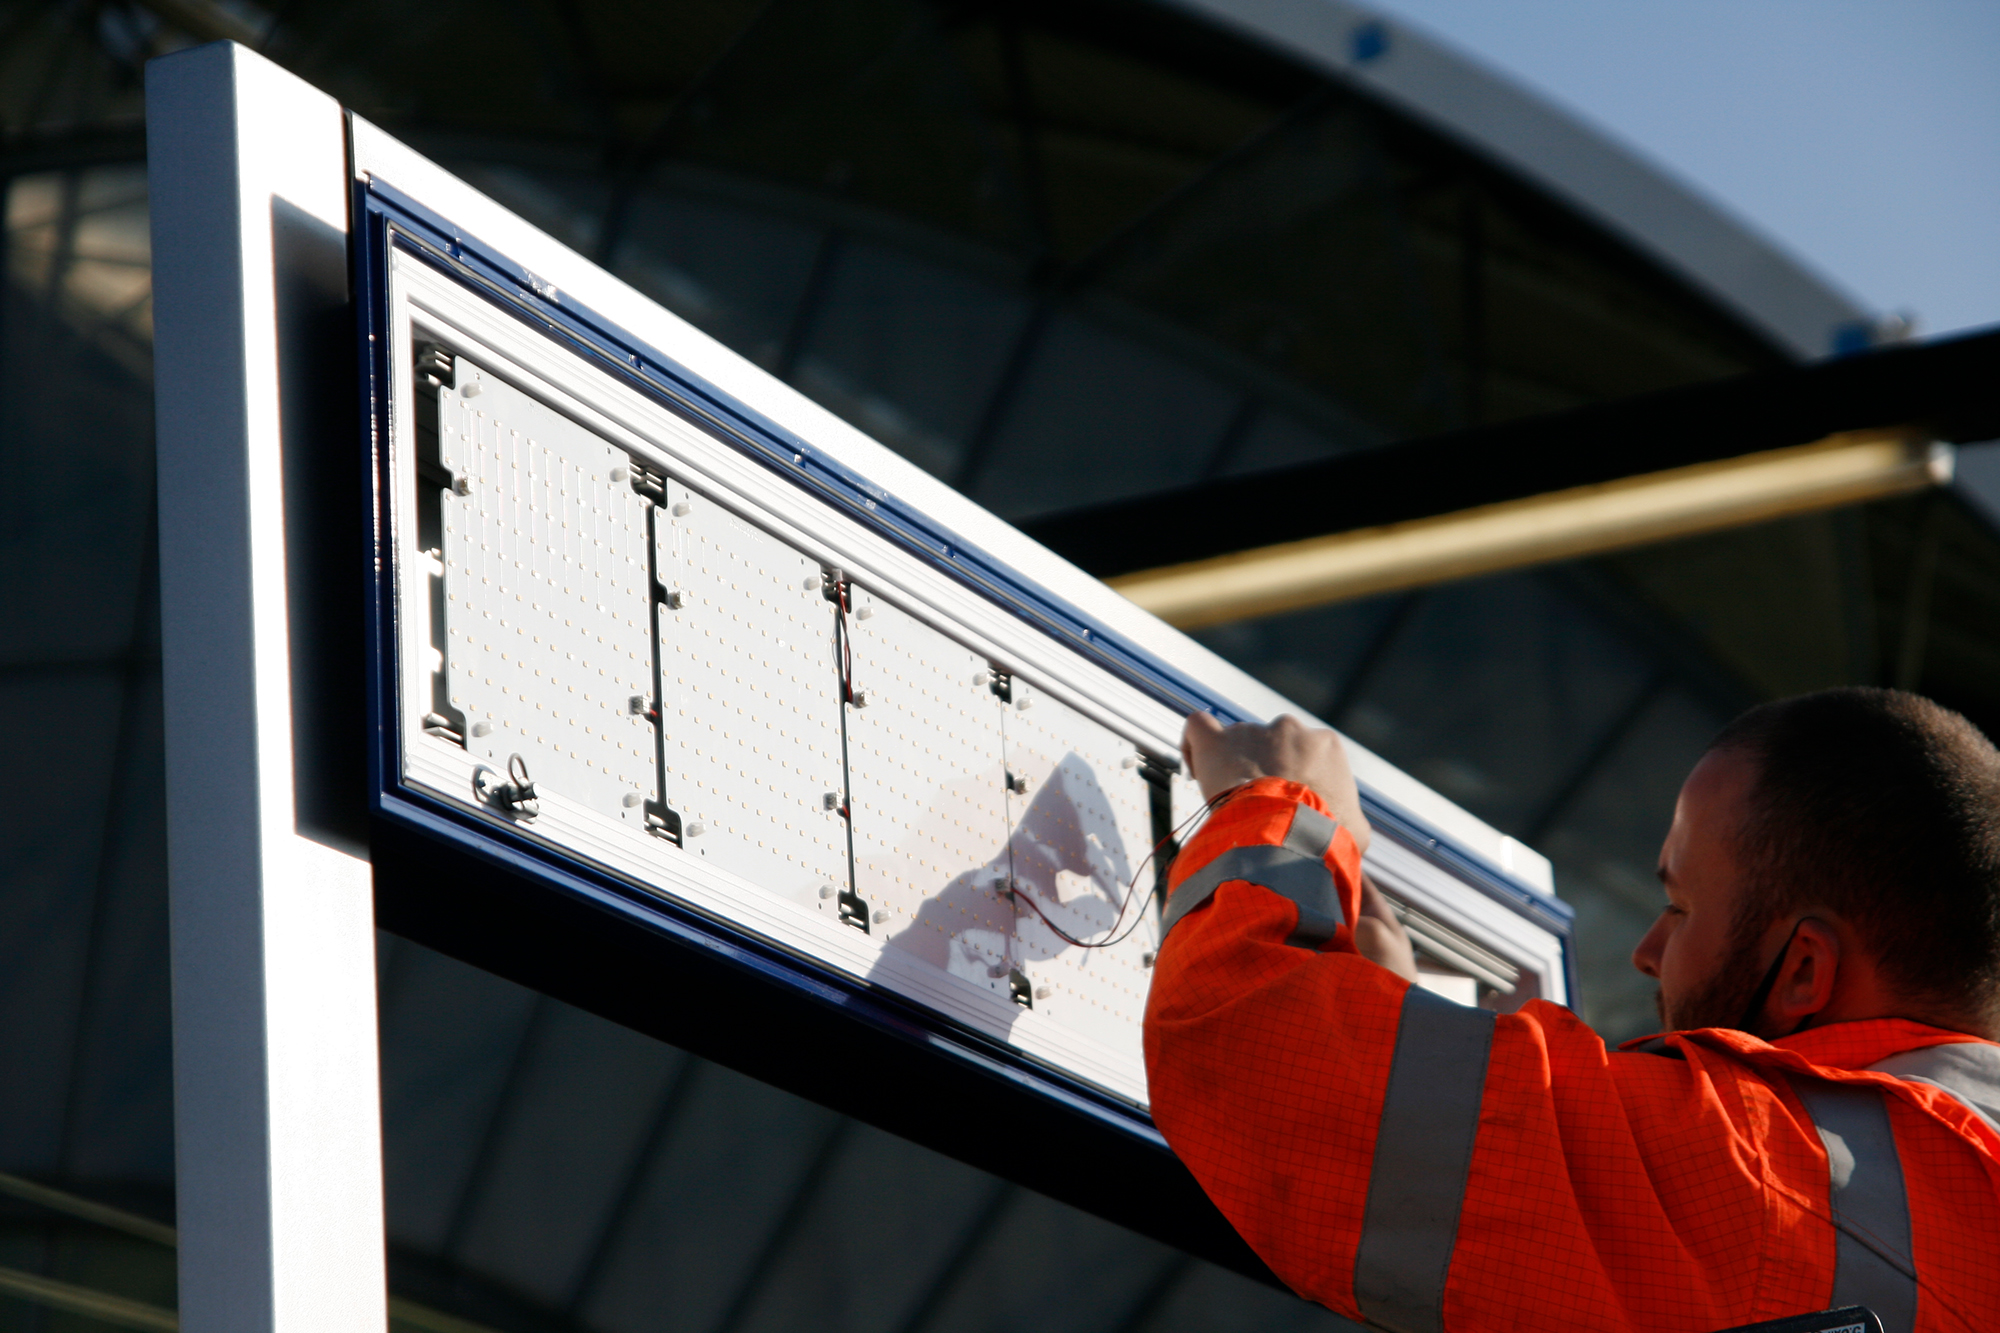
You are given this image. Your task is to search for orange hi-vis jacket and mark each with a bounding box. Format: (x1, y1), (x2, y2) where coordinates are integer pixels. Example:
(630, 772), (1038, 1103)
(1143, 778), (2000, 1333)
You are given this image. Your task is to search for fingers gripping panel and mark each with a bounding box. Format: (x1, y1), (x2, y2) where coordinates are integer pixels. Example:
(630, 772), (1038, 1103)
(654, 478), (849, 908)
(843, 592), (1019, 1004)
(998, 684), (1164, 1054)
(437, 363), (657, 822)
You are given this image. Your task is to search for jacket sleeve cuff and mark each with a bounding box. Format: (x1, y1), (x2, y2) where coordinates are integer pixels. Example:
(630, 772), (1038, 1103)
(1166, 776), (1365, 951)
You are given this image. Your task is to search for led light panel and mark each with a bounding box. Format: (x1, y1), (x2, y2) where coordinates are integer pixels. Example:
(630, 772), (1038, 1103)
(401, 343), (1219, 1094)
(843, 590), (1016, 995)
(434, 363), (656, 826)
(374, 195), (1573, 1110)
(654, 474), (849, 909)
(992, 683), (1165, 1049)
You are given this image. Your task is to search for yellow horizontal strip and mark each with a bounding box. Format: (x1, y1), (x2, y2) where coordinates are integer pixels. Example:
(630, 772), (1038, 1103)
(0, 1265), (178, 1332)
(0, 1171), (504, 1333)
(1109, 429), (1950, 630)
(0, 1170), (177, 1248)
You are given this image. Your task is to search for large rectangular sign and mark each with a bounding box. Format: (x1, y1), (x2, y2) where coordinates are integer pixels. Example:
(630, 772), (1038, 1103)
(347, 112), (1573, 1266)
(148, 43), (1568, 1313)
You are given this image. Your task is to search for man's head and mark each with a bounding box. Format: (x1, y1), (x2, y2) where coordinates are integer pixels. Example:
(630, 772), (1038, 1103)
(1634, 688), (2000, 1039)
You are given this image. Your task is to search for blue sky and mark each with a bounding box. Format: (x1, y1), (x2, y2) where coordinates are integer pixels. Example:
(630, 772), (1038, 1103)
(1366, 1), (2000, 340)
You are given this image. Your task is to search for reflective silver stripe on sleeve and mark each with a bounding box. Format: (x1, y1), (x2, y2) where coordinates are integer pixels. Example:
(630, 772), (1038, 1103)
(1867, 1041), (2000, 1136)
(1159, 803), (1346, 947)
(1788, 1077), (1917, 1333)
(1353, 984), (1496, 1333)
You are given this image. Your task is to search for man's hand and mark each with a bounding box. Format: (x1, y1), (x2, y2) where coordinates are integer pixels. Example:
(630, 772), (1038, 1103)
(1181, 713), (1371, 856)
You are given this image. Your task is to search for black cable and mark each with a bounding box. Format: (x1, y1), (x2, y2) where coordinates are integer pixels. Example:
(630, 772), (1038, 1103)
(1736, 918), (1804, 1035)
(1009, 790), (1226, 952)
(828, 575), (859, 904)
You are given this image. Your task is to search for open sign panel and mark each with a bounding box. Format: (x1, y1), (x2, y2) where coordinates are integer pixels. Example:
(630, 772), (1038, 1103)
(392, 283), (1186, 1100)
(146, 43), (1575, 1303)
(358, 119), (1574, 1126)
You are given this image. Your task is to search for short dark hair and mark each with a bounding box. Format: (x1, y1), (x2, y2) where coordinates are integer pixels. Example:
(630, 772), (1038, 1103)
(1709, 688), (2000, 1028)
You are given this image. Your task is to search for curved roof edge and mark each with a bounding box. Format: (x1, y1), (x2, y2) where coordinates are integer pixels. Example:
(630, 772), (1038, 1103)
(1163, 0), (1870, 362)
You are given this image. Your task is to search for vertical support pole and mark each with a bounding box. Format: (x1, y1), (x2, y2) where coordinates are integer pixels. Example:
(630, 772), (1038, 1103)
(147, 41), (387, 1331)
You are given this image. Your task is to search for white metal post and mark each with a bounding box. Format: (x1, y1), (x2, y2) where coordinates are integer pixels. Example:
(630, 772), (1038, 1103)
(148, 42), (387, 1331)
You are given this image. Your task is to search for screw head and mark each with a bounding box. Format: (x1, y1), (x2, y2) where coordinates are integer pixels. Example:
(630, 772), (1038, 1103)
(470, 721), (491, 737)
(672, 500), (692, 517)
(622, 791), (643, 808)
(685, 821), (705, 838)
(819, 884), (835, 899)
(872, 909), (887, 924)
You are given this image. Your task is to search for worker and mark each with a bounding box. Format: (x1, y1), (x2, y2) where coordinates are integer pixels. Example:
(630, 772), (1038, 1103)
(1144, 687), (2000, 1333)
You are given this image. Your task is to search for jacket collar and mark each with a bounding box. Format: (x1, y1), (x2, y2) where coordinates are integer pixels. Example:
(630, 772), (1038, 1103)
(1620, 1017), (1994, 1071)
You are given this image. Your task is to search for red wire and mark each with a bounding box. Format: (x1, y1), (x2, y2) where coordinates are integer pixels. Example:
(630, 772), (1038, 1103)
(832, 579), (855, 705)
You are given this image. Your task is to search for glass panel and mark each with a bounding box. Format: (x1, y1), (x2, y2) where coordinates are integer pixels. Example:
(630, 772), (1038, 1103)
(455, 165), (610, 257)
(1213, 406), (1375, 477)
(1192, 593), (1406, 719)
(1539, 687), (1729, 1042)
(1336, 574), (1654, 833)
(2, 170), (156, 664)
(448, 1003), (684, 1308)
(373, 938), (1374, 1333)
(5, 166), (153, 370)
(794, 239), (1032, 480)
(610, 190), (827, 370)
(971, 312), (1237, 519)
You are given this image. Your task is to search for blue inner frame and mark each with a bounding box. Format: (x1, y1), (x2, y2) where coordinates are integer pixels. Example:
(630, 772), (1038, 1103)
(352, 170), (1579, 1144)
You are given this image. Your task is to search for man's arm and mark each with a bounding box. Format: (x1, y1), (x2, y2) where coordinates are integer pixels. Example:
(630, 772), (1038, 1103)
(1146, 715), (1818, 1330)
(1181, 711), (1419, 981)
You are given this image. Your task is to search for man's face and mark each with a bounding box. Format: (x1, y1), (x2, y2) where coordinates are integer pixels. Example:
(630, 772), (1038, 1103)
(1632, 747), (1769, 1031)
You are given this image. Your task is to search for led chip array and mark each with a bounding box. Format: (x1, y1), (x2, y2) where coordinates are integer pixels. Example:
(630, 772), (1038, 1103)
(425, 356), (1178, 1065)
(997, 688), (1165, 1047)
(845, 595), (1017, 1000)
(437, 365), (656, 822)
(654, 478), (848, 907)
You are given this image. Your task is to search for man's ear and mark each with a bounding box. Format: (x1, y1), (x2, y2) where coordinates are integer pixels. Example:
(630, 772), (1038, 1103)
(1766, 917), (1840, 1035)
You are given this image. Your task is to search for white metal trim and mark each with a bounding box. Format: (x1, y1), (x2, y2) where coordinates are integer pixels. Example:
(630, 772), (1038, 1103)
(148, 41), (387, 1332)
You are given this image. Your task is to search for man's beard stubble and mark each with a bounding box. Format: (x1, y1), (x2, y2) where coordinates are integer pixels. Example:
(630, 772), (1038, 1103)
(1653, 919), (1770, 1033)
